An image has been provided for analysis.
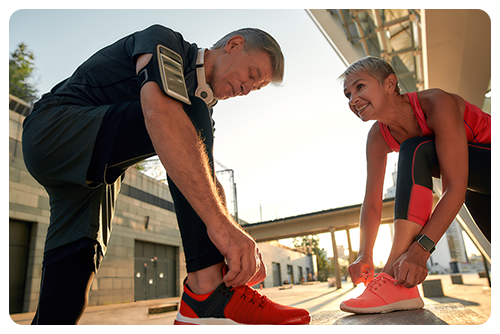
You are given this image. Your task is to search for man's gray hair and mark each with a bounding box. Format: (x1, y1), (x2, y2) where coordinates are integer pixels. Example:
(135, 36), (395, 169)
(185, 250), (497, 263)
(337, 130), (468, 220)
(212, 28), (284, 84)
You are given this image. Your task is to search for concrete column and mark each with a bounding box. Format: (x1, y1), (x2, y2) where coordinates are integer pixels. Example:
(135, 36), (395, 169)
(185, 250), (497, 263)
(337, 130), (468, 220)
(330, 227), (341, 289)
(346, 229), (354, 263)
(346, 229), (357, 287)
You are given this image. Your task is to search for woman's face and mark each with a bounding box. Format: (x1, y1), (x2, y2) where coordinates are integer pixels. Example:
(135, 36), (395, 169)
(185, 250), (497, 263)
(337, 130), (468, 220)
(343, 70), (386, 122)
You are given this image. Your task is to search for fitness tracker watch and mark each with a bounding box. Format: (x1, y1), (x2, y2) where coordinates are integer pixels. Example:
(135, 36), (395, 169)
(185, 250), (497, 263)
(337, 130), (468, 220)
(414, 235), (436, 253)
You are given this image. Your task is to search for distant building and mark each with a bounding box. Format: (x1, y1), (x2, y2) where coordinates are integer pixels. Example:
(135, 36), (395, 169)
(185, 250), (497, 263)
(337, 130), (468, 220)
(383, 164), (398, 200)
(258, 241), (315, 287)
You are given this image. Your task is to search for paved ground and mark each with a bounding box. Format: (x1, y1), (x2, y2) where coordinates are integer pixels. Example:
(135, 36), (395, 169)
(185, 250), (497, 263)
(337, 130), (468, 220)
(8, 273), (492, 326)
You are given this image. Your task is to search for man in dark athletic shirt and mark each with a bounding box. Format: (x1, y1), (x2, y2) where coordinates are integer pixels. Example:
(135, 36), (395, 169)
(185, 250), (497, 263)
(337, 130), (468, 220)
(23, 24), (310, 325)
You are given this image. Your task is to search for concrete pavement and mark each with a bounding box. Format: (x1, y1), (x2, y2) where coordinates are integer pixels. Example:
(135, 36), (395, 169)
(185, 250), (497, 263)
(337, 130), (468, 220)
(8, 273), (492, 325)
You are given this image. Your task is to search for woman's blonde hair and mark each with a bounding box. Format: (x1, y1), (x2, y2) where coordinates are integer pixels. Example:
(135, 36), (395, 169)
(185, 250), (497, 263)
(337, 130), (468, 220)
(339, 56), (400, 93)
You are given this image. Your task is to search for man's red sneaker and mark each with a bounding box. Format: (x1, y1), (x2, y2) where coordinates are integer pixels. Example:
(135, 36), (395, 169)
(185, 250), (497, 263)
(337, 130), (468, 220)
(340, 272), (424, 314)
(174, 282), (311, 325)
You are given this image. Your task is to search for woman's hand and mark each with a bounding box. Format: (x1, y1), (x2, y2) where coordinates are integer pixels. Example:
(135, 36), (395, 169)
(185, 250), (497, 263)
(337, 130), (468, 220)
(348, 254), (375, 286)
(392, 242), (430, 288)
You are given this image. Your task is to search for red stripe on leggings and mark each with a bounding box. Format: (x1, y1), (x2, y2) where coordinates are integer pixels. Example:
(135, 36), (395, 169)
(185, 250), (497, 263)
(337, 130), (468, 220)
(409, 140), (435, 226)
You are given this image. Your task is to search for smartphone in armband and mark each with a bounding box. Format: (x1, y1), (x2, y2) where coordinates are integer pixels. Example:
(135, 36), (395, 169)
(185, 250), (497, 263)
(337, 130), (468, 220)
(138, 44), (191, 105)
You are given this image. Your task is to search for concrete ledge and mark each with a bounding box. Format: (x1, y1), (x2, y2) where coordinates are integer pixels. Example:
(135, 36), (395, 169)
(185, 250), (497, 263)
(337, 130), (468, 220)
(279, 284), (293, 290)
(451, 274), (463, 284)
(148, 303), (178, 315)
(311, 303), (488, 325)
(422, 279), (444, 297)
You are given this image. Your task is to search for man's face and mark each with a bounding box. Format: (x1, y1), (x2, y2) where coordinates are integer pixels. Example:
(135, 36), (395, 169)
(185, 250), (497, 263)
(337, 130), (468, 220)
(209, 36), (274, 100)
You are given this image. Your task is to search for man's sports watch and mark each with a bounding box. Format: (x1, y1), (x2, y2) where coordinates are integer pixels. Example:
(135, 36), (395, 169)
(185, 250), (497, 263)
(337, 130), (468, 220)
(414, 235), (436, 253)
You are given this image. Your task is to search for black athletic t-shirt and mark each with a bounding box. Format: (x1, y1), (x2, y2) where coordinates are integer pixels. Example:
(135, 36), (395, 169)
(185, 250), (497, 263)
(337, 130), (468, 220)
(49, 24), (199, 107)
(24, 25), (212, 260)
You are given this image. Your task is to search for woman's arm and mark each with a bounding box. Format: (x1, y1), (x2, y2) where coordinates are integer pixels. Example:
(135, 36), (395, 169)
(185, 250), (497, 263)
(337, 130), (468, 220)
(393, 89), (469, 287)
(349, 123), (391, 284)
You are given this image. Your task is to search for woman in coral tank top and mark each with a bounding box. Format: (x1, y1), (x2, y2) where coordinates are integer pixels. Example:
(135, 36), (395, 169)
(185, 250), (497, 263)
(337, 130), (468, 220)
(338, 56), (490, 314)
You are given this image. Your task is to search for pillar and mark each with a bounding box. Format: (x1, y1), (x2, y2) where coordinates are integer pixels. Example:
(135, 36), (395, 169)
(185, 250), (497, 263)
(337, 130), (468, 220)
(330, 227), (341, 289)
(346, 228), (356, 287)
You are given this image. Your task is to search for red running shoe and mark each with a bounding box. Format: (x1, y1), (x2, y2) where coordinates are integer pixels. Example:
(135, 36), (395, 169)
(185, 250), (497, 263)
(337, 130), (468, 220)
(174, 282), (311, 325)
(340, 272), (424, 314)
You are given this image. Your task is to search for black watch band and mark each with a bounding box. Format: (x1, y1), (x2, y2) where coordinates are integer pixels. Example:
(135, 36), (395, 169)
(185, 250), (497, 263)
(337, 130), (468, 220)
(414, 234), (436, 253)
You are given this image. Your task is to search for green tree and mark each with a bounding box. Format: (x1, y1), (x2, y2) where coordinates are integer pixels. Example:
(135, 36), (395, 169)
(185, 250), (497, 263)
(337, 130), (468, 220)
(292, 235), (320, 255)
(9, 43), (38, 101)
(292, 235), (333, 281)
(316, 248), (334, 282)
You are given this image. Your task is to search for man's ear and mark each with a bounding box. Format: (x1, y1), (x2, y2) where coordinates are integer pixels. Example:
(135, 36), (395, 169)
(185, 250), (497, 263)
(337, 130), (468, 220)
(224, 35), (245, 53)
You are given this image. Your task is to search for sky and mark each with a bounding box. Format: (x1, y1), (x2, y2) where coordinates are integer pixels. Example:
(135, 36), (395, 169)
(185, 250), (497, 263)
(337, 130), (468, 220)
(6, 3), (494, 262)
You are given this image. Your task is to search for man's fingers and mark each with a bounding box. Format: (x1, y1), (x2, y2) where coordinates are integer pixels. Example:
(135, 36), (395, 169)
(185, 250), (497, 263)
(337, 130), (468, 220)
(224, 248), (264, 287)
(247, 253), (267, 286)
(224, 255), (255, 287)
(222, 257), (241, 286)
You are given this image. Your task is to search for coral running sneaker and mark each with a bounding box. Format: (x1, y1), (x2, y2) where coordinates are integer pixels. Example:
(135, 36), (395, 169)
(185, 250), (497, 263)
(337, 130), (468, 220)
(174, 282), (311, 325)
(340, 272), (424, 314)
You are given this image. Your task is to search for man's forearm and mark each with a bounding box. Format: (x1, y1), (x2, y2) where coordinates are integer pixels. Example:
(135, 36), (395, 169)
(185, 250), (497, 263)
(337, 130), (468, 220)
(216, 178), (227, 208)
(141, 86), (233, 229)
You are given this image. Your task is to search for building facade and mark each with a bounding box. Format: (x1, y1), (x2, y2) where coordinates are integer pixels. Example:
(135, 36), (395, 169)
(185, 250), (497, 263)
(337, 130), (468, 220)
(9, 96), (187, 313)
(258, 241), (315, 287)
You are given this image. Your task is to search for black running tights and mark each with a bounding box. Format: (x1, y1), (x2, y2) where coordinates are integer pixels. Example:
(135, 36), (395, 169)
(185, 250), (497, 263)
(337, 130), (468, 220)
(31, 249), (95, 325)
(87, 97), (224, 271)
(395, 136), (491, 242)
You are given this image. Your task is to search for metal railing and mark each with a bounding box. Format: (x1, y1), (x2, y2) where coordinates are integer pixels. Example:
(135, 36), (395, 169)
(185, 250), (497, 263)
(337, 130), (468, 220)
(9, 93), (33, 116)
(432, 179), (490, 263)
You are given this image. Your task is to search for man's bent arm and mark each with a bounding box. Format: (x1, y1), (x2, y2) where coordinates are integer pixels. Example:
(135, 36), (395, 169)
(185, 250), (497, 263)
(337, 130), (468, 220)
(136, 54), (260, 286)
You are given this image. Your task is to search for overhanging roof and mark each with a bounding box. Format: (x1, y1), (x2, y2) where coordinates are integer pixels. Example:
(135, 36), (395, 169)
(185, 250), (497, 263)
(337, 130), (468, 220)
(307, 9), (491, 109)
(244, 199), (395, 242)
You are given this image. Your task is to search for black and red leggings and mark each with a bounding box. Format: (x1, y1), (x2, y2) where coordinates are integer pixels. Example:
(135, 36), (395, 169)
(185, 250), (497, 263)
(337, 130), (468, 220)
(394, 136), (491, 242)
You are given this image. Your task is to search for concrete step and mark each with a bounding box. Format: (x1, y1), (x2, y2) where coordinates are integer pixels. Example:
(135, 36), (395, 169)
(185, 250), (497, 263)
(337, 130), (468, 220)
(311, 303), (488, 325)
(147, 302), (178, 315)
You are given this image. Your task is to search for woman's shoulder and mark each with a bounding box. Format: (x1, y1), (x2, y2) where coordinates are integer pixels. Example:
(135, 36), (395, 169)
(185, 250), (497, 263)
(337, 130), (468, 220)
(415, 88), (449, 103)
(416, 89), (467, 136)
(416, 89), (464, 109)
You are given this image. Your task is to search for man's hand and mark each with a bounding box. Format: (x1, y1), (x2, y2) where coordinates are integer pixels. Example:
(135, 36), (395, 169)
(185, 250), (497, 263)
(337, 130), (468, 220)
(206, 222), (266, 287)
(392, 243), (429, 288)
(348, 254), (374, 286)
(213, 178), (266, 286)
(246, 250), (267, 286)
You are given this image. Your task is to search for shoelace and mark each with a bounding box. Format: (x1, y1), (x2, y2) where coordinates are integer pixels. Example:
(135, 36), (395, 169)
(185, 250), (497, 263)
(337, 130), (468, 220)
(232, 286), (269, 308)
(365, 274), (397, 292)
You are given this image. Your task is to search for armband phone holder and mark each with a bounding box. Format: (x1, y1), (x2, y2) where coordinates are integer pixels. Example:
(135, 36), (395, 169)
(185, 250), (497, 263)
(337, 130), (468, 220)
(138, 45), (216, 107)
(138, 44), (191, 105)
